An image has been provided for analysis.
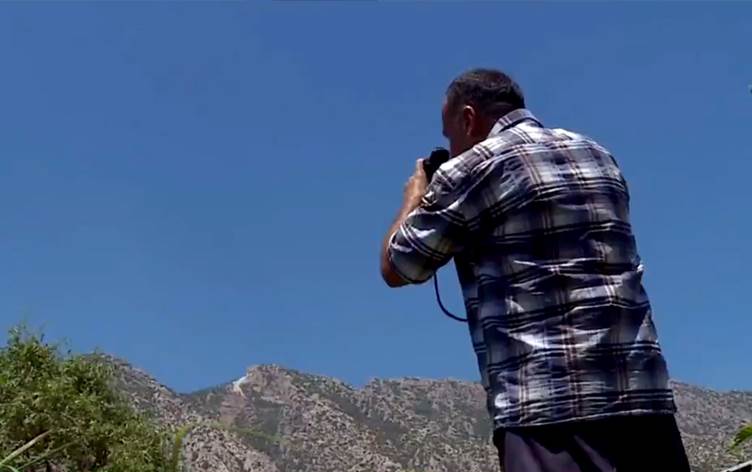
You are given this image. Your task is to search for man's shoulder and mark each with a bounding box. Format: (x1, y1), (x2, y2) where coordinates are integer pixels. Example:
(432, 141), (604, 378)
(487, 123), (609, 153)
(484, 124), (619, 174)
(548, 126), (612, 153)
(430, 126), (580, 192)
(430, 125), (617, 198)
(432, 147), (485, 191)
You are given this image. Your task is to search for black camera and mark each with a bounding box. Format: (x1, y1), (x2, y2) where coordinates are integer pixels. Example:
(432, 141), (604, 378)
(423, 147), (450, 181)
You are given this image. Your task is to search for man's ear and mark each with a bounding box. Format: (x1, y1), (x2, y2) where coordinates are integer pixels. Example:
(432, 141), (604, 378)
(461, 105), (476, 138)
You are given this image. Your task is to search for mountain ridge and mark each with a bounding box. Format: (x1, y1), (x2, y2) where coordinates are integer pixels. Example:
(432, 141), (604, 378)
(182, 364), (752, 398)
(106, 358), (751, 472)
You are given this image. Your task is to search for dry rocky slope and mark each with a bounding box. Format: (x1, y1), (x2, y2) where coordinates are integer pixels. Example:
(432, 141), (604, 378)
(108, 358), (752, 472)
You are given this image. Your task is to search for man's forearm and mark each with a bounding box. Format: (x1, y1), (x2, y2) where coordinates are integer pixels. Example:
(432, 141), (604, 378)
(380, 196), (422, 287)
(381, 158), (428, 287)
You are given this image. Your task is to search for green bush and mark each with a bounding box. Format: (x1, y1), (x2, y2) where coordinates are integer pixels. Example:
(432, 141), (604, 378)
(0, 325), (172, 471)
(732, 424), (752, 450)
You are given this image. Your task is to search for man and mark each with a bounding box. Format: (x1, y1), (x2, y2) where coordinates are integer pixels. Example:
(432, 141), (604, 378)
(380, 68), (690, 472)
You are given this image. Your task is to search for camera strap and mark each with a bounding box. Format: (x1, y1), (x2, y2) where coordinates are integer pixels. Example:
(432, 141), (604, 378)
(432, 273), (467, 323)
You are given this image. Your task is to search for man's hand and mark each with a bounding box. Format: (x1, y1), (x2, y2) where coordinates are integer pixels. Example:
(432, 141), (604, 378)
(403, 158), (429, 208)
(380, 158), (429, 287)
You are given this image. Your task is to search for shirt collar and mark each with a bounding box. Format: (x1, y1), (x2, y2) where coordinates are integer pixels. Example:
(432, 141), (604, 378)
(488, 108), (542, 137)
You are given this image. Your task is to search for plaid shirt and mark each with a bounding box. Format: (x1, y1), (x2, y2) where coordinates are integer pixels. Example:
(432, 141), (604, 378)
(388, 109), (676, 428)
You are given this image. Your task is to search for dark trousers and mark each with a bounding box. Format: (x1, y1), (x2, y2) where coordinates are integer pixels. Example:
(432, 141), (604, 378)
(493, 414), (691, 472)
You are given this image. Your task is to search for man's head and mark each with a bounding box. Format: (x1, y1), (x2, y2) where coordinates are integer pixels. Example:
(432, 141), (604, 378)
(442, 68), (525, 156)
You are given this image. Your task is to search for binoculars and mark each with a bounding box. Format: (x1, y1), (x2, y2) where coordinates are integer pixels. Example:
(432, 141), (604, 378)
(423, 147), (450, 181)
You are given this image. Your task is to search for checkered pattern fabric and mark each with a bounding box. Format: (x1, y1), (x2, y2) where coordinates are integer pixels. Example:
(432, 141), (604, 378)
(388, 109), (676, 427)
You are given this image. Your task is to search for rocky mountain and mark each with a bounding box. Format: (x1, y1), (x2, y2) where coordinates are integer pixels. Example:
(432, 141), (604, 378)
(108, 358), (752, 472)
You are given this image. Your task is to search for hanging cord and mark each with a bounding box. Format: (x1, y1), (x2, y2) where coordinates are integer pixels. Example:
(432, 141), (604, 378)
(432, 273), (467, 322)
(424, 147), (467, 323)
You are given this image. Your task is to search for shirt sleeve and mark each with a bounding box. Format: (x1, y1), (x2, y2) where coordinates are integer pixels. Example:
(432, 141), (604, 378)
(387, 176), (467, 284)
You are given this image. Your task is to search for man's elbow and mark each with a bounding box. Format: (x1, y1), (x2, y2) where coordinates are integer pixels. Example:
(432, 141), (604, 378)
(383, 271), (408, 288)
(380, 260), (409, 288)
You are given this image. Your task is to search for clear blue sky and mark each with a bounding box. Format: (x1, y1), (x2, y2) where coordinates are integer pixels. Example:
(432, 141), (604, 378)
(1, 3), (750, 393)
